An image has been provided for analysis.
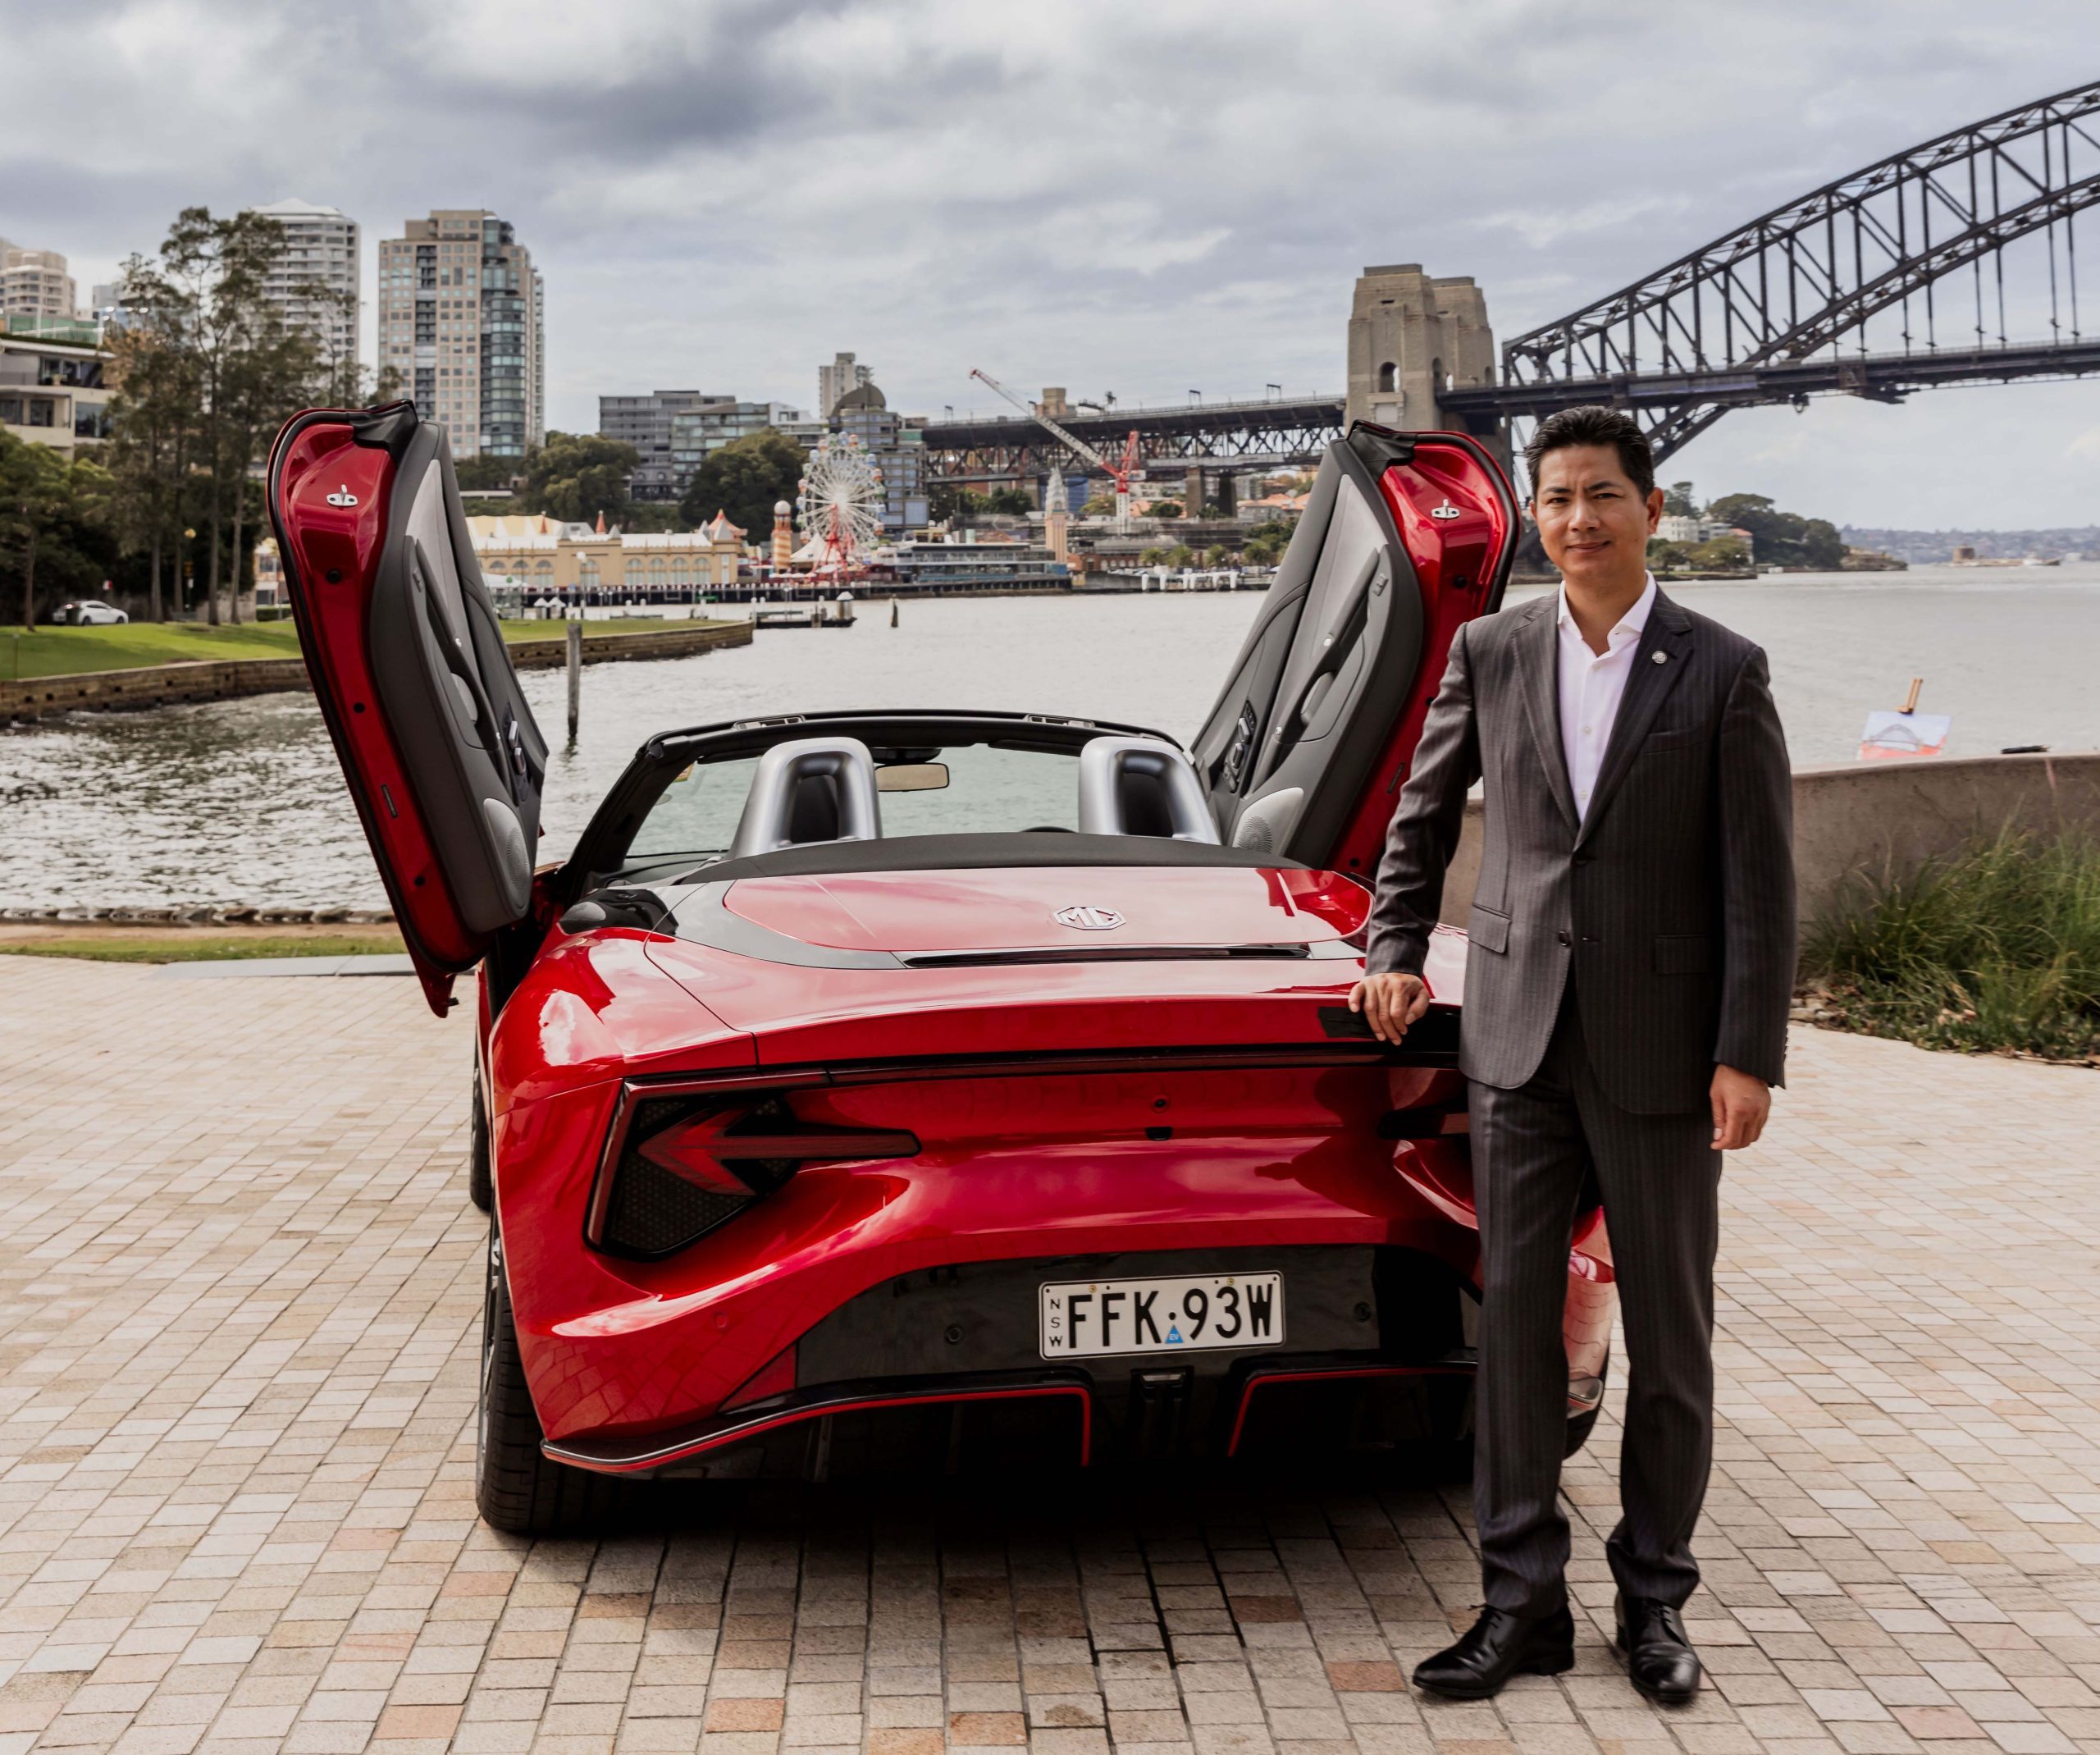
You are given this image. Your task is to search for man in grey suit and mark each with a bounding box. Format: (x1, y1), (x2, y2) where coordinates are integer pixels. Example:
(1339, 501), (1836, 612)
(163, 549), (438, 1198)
(1349, 406), (1795, 1703)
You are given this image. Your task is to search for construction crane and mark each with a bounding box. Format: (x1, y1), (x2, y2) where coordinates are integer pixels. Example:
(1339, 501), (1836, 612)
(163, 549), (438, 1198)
(968, 368), (1143, 533)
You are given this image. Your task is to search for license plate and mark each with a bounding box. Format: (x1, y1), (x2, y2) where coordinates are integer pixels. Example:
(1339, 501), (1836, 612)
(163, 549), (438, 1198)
(1039, 1272), (1283, 1359)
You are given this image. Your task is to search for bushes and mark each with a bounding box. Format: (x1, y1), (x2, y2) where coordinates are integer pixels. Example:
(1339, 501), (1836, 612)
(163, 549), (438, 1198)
(1802, 830), (2100, 1060)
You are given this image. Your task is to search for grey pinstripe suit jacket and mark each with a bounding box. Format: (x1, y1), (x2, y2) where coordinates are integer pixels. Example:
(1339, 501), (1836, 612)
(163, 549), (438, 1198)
(1366, 588), (1796, 1114)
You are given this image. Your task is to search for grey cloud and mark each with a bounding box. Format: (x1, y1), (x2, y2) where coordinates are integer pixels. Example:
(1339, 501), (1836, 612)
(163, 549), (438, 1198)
(3, 0), (2097, 523)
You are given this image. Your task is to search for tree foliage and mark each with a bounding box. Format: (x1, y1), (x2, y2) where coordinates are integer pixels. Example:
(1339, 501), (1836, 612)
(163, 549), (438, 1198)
(0, 432), (118, 628)
(1705, 492), (1844, 569)
(678, 428), (806, 536)
(101, 206), (378, 624)
(1241, 518), (1295, 565)
(518, 432), (641, 528)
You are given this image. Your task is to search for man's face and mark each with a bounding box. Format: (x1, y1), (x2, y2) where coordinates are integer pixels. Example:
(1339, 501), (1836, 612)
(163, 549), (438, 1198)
(1531, 444), (1664, 588)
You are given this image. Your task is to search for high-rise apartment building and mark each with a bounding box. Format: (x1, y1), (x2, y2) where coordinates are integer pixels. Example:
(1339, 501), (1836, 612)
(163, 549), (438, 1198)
(249, 199), (360, 373)
(599, 390), (715, 500)
(377, 210), (544, 459)
(817, 351), (874, 418)
(0, 241), (79, 321)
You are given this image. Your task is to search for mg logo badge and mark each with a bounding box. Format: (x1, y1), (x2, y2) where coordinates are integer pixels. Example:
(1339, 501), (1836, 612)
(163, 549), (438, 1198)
(1053, 904), (1125, 931)
(325, 486), (360, 508)
(1430, 499), (1461, 520)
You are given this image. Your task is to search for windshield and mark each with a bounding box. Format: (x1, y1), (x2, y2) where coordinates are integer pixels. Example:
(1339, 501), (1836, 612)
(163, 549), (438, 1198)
(625, 742), (1084, 863)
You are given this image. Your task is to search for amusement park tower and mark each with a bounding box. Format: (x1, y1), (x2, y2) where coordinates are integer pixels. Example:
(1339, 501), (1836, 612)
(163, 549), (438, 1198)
(772, 500), (794, 569)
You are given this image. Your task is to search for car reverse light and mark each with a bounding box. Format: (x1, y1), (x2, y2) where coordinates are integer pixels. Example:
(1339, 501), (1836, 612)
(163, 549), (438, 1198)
(589, 1090), (919, 1260)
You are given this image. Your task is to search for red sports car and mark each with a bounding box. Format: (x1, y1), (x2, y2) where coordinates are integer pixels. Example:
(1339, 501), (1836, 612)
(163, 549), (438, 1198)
(270, 404), (1614, 1533)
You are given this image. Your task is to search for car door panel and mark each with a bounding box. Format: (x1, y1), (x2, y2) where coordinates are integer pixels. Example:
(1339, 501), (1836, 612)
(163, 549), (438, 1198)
(269, 402), (547, 1015)
(1192, 424), (1518, 878)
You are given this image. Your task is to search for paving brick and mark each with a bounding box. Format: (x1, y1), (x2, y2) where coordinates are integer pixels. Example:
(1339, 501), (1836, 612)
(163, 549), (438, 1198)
(1, 967), (2096, 1755)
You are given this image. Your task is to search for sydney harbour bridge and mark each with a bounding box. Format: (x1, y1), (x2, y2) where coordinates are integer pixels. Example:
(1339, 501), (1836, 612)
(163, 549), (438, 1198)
(920, 77), (2100, 499)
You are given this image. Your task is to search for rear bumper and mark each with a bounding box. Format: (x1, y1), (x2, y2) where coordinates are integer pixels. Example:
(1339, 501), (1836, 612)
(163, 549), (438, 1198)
(492, 1057), (1614, 1460)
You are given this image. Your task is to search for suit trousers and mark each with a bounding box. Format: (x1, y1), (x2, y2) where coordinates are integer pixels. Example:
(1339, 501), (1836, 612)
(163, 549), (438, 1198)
(1469, 993), (1721, 1613)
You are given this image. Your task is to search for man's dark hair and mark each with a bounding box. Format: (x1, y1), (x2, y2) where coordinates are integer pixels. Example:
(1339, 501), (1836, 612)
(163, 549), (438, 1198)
(1523, 404), (1655, 500)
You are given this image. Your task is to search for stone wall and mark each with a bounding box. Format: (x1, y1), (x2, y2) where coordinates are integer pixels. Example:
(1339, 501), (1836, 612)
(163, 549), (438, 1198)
(1431, 750), (2100, 927)
(0, 620), (752, 722)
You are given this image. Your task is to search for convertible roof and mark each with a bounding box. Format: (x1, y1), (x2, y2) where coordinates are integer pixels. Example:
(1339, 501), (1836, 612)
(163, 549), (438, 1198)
(675, 831), (1305, 885)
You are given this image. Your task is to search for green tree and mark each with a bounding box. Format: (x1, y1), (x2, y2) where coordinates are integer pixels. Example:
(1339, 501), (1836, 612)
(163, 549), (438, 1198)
(984, 487), (1032, 516)
(523, 432), (642, 528)
(0, 432), (116, 628)
(109, 209), (326, 625)
(1662, 480), (1697, 518)
(1706, 492), (1846, 570)
(1242, 518), (1295, 565)
(454, 454), (522, 492)
(103, 272), (199, 622)
(678, 428), (806, 536)
(1080, 492), (1117, 517)
(1144, 500), (1183, 519)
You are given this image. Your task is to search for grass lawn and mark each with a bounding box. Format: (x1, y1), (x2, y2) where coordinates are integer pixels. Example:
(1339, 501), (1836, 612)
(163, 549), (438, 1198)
(0, 931), (408, 964)
(2, 615), (743, 680)
(2, 621), (304, 680)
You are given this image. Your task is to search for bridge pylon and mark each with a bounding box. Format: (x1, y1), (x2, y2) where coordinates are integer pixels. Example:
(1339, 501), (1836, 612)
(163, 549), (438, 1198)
(1345, 264), (1504, 455)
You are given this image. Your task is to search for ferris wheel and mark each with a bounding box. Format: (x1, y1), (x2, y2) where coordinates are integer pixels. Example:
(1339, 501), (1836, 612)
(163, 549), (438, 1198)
(796, 433), (886, 572)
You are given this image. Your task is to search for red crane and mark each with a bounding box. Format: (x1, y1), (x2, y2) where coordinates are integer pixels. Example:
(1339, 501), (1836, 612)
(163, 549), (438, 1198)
(969, 368), (1143, 532)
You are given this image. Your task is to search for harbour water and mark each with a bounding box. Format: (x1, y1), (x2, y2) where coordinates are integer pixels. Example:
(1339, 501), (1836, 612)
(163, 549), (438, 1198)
(5, 566), (2098, 912)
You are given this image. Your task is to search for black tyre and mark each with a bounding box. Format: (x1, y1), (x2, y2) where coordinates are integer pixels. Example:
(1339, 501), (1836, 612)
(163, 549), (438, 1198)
(468, 1073), (492, 1213)
(476, 1215), (622, 1534)
(1564, 1348), (1609, 1458)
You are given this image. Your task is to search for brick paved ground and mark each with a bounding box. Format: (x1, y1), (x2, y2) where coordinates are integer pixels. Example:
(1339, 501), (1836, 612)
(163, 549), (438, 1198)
(0, 957), (2093, 1755)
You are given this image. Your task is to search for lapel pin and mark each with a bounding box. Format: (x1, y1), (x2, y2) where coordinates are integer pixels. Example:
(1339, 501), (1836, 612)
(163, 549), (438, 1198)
(1651, 651), (1669, 664)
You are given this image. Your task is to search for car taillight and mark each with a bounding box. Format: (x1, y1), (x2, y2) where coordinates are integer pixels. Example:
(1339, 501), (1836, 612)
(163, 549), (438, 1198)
(589, 1090), (918, 1260)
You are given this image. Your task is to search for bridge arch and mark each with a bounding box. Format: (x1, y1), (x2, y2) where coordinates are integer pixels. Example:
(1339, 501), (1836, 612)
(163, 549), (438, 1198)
(1447, 79), (2100, 464)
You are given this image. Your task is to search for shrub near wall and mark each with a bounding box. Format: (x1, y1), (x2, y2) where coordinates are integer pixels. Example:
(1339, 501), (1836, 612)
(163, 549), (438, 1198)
(1802, 830), (2100, 1062)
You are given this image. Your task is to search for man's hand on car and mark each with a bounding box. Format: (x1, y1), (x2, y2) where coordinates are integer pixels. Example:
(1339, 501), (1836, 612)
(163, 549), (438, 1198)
(1348, 971), (1431, 1044)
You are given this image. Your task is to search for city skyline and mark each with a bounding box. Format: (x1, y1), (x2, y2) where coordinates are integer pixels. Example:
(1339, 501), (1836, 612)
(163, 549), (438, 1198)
(5, 1), (2100, 524)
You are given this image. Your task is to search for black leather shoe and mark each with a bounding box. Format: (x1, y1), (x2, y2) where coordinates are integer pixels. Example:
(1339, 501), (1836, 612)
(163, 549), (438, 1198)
(1614, 1593), (1701, 1702)
(1413, 1605), (1576, 1699)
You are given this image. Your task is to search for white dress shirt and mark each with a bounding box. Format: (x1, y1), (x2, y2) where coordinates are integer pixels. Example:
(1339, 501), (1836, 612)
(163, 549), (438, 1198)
(1556, 574), (1657, 822)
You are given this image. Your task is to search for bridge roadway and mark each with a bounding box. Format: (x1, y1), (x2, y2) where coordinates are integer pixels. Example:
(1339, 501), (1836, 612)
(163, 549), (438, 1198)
(0, 951), (2094, 1754)
(1442, 336), (2100, 426)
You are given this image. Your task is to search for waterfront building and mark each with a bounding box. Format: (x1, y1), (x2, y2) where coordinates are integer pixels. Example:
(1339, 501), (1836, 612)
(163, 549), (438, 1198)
(466, 512), (747, 598)
(248, 199), (360, 375)
(600, 390), (717, 501)
(669, 399), (816, 485)
(377, 210), (544, 459)
(818, 351), (874, 418)
(0, 327), (111, 455)
(831, 381), (929, 532)
(0, 242), (79, 321)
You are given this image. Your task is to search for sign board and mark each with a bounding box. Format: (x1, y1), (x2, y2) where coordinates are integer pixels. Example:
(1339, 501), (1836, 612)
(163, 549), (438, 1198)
(1859, 710), (1952, 760)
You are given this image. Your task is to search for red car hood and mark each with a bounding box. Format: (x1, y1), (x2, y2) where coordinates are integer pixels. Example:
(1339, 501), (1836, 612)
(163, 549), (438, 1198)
(719, 864), (1367, 954)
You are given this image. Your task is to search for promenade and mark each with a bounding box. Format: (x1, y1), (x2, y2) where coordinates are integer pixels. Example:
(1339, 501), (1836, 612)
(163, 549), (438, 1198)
(0, 958), (2093, 1755)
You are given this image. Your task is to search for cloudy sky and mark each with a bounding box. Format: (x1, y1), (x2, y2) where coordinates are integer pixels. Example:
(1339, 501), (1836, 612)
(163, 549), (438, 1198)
(5, 0), (2098, 528)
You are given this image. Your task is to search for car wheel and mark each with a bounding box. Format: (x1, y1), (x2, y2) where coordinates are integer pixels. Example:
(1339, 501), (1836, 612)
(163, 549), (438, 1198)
(476, 1214), (622, 1534)
(1564, 1347), (1609, 1458)
(468, 1075), (492, 1213)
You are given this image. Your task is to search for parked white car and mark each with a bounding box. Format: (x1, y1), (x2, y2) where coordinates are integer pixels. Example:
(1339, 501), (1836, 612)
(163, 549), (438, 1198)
(59, 601), (129, 625)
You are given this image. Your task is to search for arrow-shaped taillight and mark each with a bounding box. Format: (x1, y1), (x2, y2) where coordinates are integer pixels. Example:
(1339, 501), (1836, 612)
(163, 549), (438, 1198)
(591, 1090), (920, 1259)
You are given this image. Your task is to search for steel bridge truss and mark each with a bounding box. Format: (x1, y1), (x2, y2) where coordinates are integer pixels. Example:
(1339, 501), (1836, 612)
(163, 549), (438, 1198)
(1452, 78), (2100, 464)
(919, 395), (1344, 490)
